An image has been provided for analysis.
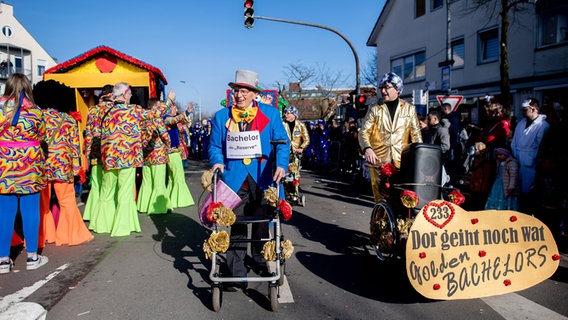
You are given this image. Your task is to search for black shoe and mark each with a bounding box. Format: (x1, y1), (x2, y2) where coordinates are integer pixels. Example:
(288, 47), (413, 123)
(222, 282), (247, 292)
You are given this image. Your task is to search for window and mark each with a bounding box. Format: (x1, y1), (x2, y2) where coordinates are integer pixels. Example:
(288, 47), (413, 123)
(451, 38), (465, 68)
(478, 28), (499, 63)
(14, 57), (22, 73)
(416, 0), (426, 18)
(432, 0), (443, 11)
(37, 59), (46, 77)
(391, 51), (426, 82)
(538, 8), (568, 46)
(1, 25), (12, 37)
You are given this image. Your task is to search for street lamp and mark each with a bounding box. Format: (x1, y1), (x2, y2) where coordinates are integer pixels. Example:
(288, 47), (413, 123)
(180, 80), (202, 122)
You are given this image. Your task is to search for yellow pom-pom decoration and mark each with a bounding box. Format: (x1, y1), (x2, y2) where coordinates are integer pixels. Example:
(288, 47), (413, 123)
(396, 218), (413, 236)
(262, 241), (276, 261)
(213, 206), (236, 226)
(207, 230), (230, 253)
(400, 190), (419, 209)
(203, 240), (213, 260)
(281, 239), (294, 260)
(200, 170), (214, 192)
(264, 187), (279, 207)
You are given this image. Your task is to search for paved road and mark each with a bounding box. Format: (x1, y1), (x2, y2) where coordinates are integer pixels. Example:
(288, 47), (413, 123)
(1, 159), (567, 319)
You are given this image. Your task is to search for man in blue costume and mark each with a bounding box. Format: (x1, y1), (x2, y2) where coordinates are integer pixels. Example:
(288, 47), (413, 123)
(208, 70), (289, 288)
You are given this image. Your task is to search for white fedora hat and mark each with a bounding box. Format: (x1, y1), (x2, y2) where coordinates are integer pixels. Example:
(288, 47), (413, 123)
(228, 69), (260, 92)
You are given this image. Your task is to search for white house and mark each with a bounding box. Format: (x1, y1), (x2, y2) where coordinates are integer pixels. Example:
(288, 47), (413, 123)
(0, 2), (57, 92)
(367, 0), (568, 122)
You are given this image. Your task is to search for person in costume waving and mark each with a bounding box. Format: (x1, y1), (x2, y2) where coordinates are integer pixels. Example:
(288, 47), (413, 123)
(90, 83), (170, 237)
(208, 70), (289, 282)
(137, 98), (171, 214)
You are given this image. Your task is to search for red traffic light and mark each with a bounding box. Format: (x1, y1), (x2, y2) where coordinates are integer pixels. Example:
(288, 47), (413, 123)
(244, 0), (254, 28)
(358, 95), (367, 104)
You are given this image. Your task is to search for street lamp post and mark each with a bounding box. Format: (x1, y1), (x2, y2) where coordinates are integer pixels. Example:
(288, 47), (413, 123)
(253, 15), (360, 97)
(180, 80), (202, 122)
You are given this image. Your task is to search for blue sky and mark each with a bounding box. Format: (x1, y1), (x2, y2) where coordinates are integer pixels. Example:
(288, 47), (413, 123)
(12, 0), (384, 117)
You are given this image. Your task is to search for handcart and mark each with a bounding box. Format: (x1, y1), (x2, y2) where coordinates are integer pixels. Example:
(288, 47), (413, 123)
(284, 152), (306, 206)
(369, 143), (465, 262)
(201, 140), (290, 312)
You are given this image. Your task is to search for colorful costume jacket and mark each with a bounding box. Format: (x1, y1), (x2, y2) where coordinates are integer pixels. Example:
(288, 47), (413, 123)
(0, 97), (46, 193)
(42, 108), (81, 182)
(359, 99), (423, 168)
(209, 102), (289, 194)
(164, 113), (190, 158)
(141, 116), (171, 166)
(100, 103), (154, 170)
(85, 101), (113, 166)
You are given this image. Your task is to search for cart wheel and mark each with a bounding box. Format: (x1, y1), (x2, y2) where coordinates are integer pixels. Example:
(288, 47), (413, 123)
(269, 285), (279, 311)
(370, 200), (398, 262)
(212, 285), (222, 312)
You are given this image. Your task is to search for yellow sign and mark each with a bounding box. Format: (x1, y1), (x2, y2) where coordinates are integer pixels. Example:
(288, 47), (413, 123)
(406, 200), (560, 300)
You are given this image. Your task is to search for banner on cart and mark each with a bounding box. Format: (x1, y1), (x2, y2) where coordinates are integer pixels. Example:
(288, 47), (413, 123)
(406, 200), (560, 300)
(199, 180), (242, 228)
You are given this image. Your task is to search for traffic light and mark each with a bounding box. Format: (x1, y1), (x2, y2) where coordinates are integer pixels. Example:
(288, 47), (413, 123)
(356, 95), (367, 110)
(244, 0), (254, 29)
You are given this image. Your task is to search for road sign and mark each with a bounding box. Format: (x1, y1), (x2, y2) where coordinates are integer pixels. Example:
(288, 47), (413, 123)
(436, 95), (464, 112)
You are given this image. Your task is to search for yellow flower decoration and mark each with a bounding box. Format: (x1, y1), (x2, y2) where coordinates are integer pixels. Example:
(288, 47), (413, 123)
(213, 206), (236, 226)
(264, 187), (279, 207)
(200, 170), (214, 192)
(400, 190), (419, 209)
(262, 241), (276, 261)
(207, 230), (230, 253)
(396, 218), (413, 236)
(261, 239), (295, 261)
(288, 162), (299, 174)
(281, 240), (294, 260)
(370, 211), (392, 249)
(203, 240), (213, 260)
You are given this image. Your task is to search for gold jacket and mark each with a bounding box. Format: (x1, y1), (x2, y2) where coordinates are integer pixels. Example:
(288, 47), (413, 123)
(358, 99), (423, 168)
(283, 119), (310, 151)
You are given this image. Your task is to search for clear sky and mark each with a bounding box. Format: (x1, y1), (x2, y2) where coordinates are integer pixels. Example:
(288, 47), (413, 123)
(12, 0), (385, 117)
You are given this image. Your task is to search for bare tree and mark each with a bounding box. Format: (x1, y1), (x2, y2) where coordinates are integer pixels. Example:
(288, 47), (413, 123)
(469, 0), (536, 110)
(275, 63), (316, 105)
(362, 51), (378, 87)
(275, 62), (346, 119)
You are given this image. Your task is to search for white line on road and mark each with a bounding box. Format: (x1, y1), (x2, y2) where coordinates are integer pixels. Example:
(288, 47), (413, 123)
(0, 263), (69, 313)
(482, 293), (568, 320)
(277, 275), (294, 304)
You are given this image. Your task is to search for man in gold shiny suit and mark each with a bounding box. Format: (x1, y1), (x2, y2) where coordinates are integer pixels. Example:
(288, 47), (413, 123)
(283, 106), (310, 205)
(358, 72), (423, 202)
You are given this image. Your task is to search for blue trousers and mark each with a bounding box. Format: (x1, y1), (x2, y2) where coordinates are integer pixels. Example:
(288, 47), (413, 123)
(0, 193), (40, 257)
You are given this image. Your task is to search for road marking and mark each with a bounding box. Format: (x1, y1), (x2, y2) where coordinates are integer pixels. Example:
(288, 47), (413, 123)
(482, 293), (568, 320)
(0, 263), (69, 312)
(277, 275), (294, 304)
(266, 261), (294, 304)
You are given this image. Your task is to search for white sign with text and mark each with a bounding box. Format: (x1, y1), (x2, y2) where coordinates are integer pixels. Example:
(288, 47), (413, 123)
(226, 130), (262, 159)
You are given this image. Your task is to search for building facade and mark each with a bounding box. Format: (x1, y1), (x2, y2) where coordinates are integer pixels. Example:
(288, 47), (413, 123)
(367, 0), (568, 123)
(0, 2), (57, 92)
